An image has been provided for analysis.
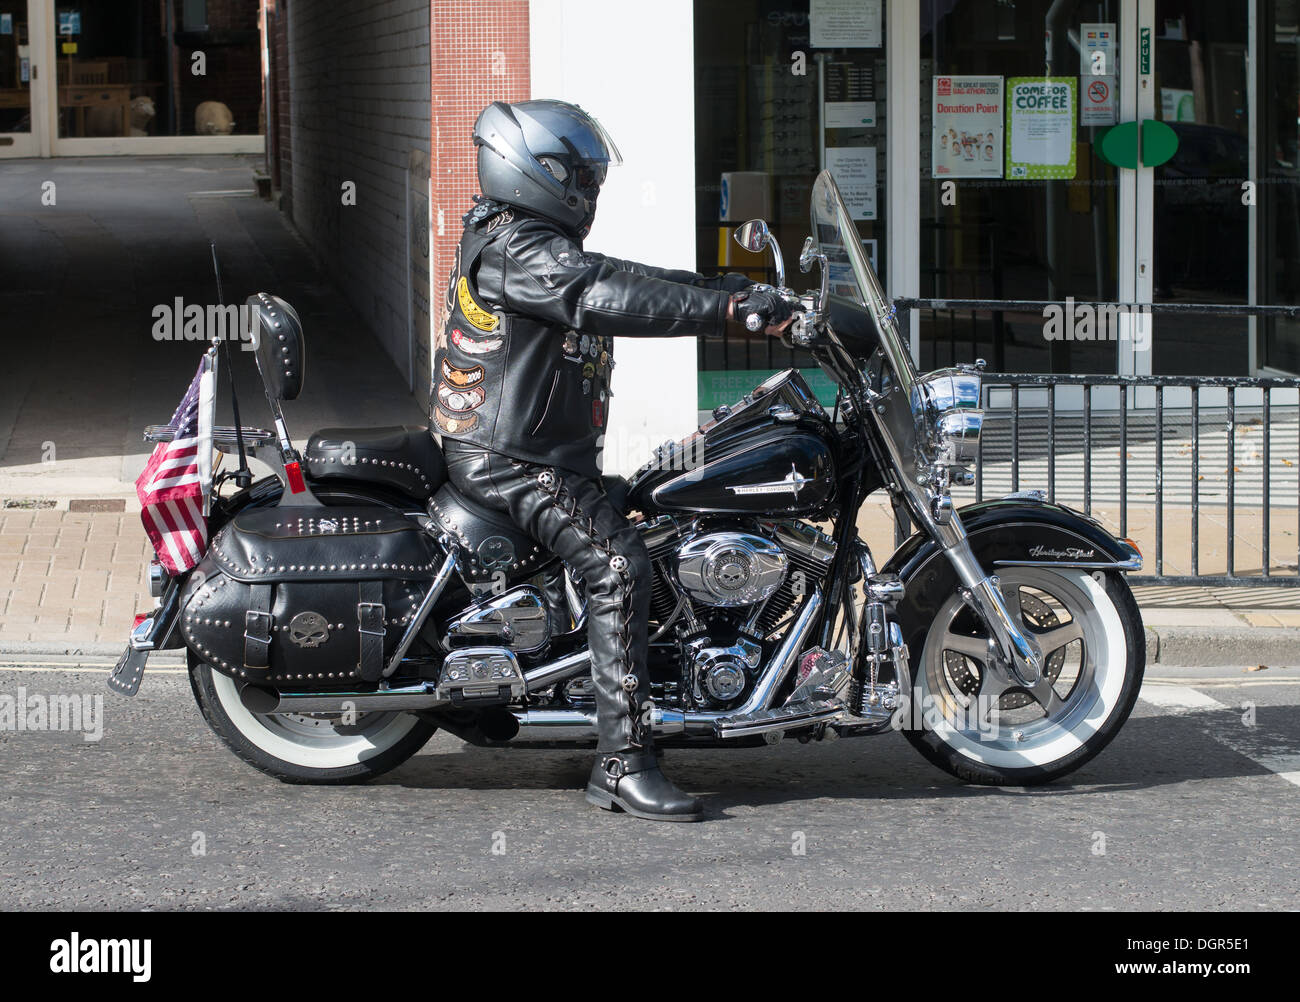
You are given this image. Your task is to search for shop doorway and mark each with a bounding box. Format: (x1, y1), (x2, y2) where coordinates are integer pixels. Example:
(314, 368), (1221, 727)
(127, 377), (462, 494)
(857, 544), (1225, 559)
(0, 0), (45, 157)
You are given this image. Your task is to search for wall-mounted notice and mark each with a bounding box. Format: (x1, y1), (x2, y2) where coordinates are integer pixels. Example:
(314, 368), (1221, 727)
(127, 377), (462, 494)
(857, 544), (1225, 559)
(825, 146), (877, 220)
(932, 76), (1004, 178)
(810, 0), (882, 49)
(1007, 77), (1078, 179)
(826, 101), (876, 128)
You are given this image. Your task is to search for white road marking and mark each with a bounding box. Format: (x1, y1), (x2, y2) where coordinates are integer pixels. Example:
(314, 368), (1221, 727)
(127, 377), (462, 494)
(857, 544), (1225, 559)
(1139, 684), (1226, 711)
(1141, 682), (1300, 789)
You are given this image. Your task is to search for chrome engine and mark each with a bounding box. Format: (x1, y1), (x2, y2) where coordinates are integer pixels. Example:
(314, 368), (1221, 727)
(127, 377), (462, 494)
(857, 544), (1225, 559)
(636, 518), (838, 710)
(674, 532), (788, 606)
(444, 585), (551, 653)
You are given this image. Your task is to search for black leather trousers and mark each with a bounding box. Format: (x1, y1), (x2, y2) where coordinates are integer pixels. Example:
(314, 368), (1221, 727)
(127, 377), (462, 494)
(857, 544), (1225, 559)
(442, 442), (654, 752)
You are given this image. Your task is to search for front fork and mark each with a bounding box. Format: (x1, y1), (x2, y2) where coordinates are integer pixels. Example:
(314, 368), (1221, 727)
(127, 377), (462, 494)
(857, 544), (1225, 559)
(932, 515), (1045, 689)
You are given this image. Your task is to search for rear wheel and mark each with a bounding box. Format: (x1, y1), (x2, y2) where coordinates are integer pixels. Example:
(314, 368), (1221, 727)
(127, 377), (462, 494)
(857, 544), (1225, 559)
(187, 656), (437, 784)
(902, 568), (1144, 785)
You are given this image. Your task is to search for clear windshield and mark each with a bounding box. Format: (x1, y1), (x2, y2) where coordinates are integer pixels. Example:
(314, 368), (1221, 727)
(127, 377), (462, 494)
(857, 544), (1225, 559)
(809, 170), (919, 394)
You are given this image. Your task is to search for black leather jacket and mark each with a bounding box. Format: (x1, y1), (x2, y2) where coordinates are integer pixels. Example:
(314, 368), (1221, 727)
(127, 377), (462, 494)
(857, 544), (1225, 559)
(434, 200), (751, 479)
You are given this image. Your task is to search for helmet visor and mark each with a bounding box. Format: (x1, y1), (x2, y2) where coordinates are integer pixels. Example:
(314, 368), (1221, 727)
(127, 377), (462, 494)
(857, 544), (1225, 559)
(584, 112), (622, 167)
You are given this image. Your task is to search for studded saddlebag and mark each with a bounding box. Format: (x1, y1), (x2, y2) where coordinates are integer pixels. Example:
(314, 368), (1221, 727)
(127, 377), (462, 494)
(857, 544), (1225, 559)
(178, 507), (440, 688)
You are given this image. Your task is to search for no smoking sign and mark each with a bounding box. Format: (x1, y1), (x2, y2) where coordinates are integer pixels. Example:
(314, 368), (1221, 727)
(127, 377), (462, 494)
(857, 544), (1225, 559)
(1082, 74), (1117, 126)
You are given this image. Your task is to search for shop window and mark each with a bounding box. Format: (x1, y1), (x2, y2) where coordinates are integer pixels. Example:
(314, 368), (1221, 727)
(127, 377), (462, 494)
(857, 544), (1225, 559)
(921, 0), (1128, 375)
(694, 0), (887, 407)
(55, 0), (262, 140)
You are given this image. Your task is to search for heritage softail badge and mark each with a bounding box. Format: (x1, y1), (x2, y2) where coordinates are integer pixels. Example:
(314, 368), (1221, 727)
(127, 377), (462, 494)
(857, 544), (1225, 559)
(1029, 545), (1097, 560)
(727, 464), (810, 497)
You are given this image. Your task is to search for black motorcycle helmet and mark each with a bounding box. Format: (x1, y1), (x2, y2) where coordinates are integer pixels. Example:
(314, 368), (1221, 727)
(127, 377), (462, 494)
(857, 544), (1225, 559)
(473, 99), (621, 238)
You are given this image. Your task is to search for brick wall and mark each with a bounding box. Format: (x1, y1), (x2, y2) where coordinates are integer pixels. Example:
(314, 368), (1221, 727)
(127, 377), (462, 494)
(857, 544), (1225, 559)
(429, 1), (531, 365)
(281, 0), (432, 384)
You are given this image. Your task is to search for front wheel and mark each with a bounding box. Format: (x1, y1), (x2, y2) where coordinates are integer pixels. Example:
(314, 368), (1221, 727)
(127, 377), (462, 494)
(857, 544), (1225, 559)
(187, 656), (437, 784)
(902, 567), (1144, 785)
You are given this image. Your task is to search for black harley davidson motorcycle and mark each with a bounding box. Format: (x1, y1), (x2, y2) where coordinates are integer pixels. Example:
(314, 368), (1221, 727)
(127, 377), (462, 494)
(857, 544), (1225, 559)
(111, 173), (1145, 787)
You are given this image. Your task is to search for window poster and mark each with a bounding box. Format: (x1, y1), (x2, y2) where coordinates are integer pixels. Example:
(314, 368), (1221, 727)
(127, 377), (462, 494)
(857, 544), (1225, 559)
(810, 0), (883, 49)
(932, 76), (1004, 178)
(1006, 77), (1078, 179)
(825, 146), (877, 220)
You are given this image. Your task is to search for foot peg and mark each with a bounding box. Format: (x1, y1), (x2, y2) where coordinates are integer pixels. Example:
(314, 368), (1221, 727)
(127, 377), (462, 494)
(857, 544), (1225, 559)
(714, 698), (844, 739)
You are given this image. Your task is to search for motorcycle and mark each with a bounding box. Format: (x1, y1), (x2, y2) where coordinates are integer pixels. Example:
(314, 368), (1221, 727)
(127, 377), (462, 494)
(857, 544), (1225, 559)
(110, 172), (1145, 787)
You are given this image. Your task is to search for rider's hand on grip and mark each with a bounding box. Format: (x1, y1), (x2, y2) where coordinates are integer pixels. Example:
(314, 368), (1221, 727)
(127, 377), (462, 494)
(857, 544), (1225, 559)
(729, 284), (794, 337)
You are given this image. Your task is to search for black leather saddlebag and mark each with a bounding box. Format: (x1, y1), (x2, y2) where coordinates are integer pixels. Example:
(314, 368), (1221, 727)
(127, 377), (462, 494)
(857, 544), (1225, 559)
(178, 507), (440, 687)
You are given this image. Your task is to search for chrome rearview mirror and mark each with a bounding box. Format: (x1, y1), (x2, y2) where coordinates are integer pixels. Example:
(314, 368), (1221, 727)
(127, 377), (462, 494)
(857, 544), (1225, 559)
(734, 218), (772, 253)
(733, 218), (785, 289)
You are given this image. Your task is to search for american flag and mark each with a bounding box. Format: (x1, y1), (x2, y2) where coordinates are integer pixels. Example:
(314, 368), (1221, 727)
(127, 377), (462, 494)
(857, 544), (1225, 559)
(136, 354), (215, 574)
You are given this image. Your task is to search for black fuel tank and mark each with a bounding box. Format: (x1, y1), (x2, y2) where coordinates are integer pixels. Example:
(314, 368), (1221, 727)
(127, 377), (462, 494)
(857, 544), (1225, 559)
(627, 369), (838, 517)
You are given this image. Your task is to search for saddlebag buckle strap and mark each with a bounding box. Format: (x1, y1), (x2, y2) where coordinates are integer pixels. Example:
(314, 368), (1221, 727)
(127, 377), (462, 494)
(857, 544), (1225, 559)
(356, 584), (386, 682)
(243, 586), (273, 669)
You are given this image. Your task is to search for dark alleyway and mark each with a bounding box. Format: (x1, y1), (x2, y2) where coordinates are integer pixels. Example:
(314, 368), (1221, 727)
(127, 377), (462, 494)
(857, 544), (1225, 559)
(0, 155), (425, 502)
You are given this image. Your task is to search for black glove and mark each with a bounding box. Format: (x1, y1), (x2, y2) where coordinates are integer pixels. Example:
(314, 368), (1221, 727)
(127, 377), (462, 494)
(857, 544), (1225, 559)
(729, 284), (794, 333)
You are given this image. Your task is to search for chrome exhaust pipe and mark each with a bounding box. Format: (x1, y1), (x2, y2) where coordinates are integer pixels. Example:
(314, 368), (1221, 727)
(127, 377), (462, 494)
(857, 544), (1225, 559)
(523, 649), (589, 692)
(511, 705), (685, 742)
(241, 683), (445, 714)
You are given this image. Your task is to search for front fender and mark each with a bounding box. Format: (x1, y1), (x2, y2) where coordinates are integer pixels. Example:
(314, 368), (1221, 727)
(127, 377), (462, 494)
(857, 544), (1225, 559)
(880, 498), (1141, 653)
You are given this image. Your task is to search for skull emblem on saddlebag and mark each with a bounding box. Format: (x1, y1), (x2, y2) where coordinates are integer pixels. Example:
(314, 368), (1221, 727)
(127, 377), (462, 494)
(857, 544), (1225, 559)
(289, 611), (331, 649)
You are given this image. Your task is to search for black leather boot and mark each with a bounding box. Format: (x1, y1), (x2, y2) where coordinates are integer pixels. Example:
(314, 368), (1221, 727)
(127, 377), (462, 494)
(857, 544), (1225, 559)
(585, 749), (703, 822)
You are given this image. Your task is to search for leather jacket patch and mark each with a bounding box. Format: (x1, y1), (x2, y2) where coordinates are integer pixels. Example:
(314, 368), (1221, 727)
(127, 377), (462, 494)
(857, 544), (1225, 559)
(457, 276), (500, 332)
(434, 405), (478, 435)
(450, 327), (504, 355)
(441, 360), (484, 387)
(437, 382), (486, 412)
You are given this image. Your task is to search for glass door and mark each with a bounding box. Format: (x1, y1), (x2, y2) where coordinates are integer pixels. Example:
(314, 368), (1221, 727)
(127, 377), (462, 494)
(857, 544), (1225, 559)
(1261, 0), (1300, 373)
(0, 0), (42, 157)
(1147, 0), (1254, 376)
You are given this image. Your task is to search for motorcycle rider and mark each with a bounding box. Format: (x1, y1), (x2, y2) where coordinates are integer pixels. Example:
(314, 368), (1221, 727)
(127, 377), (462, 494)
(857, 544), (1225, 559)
(435, 99), (793, 822)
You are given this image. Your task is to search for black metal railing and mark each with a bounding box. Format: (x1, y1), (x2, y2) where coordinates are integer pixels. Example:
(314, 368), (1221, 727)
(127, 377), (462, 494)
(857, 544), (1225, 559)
(894, 298), (1300, 588)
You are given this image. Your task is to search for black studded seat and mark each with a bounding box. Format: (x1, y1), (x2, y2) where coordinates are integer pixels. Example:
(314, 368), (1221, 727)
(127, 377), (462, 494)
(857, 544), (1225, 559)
(305, 425), (447, 502)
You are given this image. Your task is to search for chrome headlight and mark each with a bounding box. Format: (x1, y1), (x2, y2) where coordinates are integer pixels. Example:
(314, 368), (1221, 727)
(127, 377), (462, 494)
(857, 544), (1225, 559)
(934, 410), (983, 466)
(914, 369), (984, 469)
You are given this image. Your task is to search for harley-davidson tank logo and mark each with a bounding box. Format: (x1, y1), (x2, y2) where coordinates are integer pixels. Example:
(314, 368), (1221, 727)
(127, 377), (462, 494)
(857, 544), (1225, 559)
(727, 464), (810, 497)
(1028, 545), (1097, 560)
(289, 611), (331, 649)
(437, 381), (486, 412)
(477, 535), (515, 569)
(441, 359), (483, 387)
(457, 277), (500, 332)
(434, 405), (478, 435)
(451, 327), (504, 355)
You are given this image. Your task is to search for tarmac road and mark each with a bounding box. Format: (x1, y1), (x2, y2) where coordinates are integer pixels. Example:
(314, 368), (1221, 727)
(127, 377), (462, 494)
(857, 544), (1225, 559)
(0, 659), (1297, 911)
